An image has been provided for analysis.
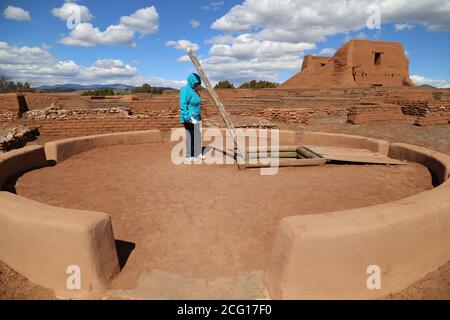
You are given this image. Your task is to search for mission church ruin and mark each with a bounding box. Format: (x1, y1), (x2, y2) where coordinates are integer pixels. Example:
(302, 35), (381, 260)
(280, 40), (413, 88)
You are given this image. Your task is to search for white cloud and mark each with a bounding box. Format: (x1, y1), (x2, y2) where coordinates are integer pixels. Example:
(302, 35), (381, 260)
(0, 41), (184, 88)
(166, 39), (200, 52)
(3, 5), (31, 21)
(190, 19), (201, 28)
(354, 32), (368, 39)
(319, 48), (336, 55)
(201, 1), (224, 11)
(81, 59), (138, 80)
(134, 76), (185, 89)
(0, 42), (54, 65)
(211, 0), (450, 43)
(55, 5), (159, 47)
(209, 36), (315, 59)
(202, 32), (314, 84)
(120, 6), (159, 35)
(0, 41), (136, 81)
(395, 23), (414, 31)
(410, 75), (450, 88)
(202, 54), (303, 84)
(177, 55), (191, 62)
(205, 34), (241, 45)
(166, 40), (201, 64)
(59, 23), (136, 47)
(344, 31), (368, 42)
(51, 2), (93, 22)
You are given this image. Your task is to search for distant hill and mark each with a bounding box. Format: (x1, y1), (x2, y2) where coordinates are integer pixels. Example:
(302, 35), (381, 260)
(417, 84), (450, 91)
(417, 84), (438, 90)
(36, 83), (176, 93)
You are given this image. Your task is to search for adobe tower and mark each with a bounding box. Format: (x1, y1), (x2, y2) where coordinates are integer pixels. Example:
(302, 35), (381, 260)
(280, 39), (413, 88)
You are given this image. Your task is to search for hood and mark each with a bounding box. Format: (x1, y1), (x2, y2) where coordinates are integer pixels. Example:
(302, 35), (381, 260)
(187, 73), (202, 89)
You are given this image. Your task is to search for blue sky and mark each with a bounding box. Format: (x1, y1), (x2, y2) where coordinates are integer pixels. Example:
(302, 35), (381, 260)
(0, 0), (449, 88)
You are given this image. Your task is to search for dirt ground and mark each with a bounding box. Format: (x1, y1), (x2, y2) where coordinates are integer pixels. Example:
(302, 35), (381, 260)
(3, 141), (445, 299)
(386, 261), (450, 300)
(0, 261), (55, 300)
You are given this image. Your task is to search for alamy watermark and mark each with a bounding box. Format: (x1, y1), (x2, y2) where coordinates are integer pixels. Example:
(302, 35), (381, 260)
(66, 265), (81, 290)
(366, 3), (381, 30)
(366, 265), (381, 290)
(65, 6), (81, 30)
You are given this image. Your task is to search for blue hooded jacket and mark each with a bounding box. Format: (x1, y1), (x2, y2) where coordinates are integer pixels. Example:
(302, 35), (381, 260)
(179, 73), (202, 124)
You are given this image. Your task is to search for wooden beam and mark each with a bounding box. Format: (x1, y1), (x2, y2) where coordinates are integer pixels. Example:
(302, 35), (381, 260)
(247, 151), (298, 159)
(297, 146), (322, 159)
(245, 158), (327, 168)
(304, 145), (407, 165)
(246, 146), (298, 153)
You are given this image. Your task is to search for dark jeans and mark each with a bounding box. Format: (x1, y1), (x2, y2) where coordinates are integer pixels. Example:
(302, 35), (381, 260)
(184, 122), (202, 158)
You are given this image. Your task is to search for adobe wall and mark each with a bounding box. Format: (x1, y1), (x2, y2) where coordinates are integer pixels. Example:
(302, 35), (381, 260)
(385, 91), (450, 126)
(0, 93), (20, 113)
(347, 103), (406, 124)
(7, 117), (179, 138)
(389, 142), (450, 185)
(0, 93), (132, 113)
(349, 40), (412, 87)
(263, 108), (311, 123)
(301, 55), (332, 71)
(130, 99), (179, 112)
(280, 40), (413, 89)
(45, 130), (162, 163)
(22, 93), (59, 110)
(0, 192), (120, 299)
(1, 86), (446, 141)
(0, 146), (120, 299)
(414, 112), (450, 126)
(301, 131), (390, 155)
(0, 145), (47, 187)
(2, 94), (356, 139)
(385, 89), (440, 102)
(265, 133), (450, 299)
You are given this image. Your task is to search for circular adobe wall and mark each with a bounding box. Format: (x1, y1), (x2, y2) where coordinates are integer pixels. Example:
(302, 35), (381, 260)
(0, 129), (449, 299)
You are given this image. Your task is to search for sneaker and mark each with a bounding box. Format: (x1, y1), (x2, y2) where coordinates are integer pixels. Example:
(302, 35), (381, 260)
(183, 157), (194, 164)
(195, 154), (207, 160)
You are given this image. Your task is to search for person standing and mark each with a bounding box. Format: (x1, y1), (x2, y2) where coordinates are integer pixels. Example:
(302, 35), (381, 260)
(179, 73), (206, 162)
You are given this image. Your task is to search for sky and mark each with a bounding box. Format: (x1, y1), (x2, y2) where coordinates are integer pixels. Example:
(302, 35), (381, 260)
(0, 0), (449, 88)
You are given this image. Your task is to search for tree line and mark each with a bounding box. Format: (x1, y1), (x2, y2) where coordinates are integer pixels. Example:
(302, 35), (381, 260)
(81, 89), (115, 96)
(131, 83), (164, 94)
(0, 75), (34, 93)
(214, 80), (279, 89)
(81, 84), (164, 96)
